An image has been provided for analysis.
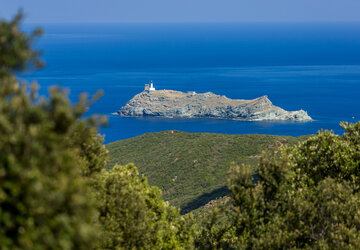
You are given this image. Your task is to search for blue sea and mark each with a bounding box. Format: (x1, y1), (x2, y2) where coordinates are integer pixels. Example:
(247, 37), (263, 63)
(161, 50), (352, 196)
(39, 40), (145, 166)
(21, 23), (360, 143)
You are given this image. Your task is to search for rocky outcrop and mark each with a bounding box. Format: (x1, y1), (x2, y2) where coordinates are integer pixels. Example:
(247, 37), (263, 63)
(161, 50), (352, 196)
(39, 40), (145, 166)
(118, 90), (312, 121)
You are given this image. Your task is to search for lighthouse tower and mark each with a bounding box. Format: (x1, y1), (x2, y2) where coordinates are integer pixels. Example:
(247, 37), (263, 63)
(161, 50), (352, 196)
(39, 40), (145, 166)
(149, 80), (156, 91)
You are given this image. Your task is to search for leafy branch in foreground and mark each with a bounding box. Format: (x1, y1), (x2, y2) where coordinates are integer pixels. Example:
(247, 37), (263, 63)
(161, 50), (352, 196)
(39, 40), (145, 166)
(0, 10), (43, 78)
(0, 81), (107, 248)
(0, 13), (108, 249)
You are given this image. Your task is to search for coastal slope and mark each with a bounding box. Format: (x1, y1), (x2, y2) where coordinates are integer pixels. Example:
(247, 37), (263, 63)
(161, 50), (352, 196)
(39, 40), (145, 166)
(106, 131), (307, 212)
(118, 90), (312, 121)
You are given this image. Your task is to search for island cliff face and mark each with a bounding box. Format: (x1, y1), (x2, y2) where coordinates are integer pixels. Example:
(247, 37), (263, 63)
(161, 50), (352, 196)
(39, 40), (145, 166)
(118, 90), (312, 121)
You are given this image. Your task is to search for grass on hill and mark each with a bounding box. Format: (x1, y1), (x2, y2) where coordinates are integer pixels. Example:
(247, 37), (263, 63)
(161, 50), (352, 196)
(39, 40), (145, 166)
(106, 130), (306, 212)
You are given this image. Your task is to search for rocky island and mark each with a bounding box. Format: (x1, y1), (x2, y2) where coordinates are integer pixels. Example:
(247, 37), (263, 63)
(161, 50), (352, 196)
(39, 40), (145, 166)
(118, 83), (312, 121)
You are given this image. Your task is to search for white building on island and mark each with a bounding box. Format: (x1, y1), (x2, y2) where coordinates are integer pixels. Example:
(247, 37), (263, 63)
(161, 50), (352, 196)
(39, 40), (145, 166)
(144, 80), (156, 92)
(149, 80), (156, 91)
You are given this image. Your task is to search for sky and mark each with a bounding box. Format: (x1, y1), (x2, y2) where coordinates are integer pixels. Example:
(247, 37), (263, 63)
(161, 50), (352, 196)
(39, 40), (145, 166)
(1, 0), (360, 23)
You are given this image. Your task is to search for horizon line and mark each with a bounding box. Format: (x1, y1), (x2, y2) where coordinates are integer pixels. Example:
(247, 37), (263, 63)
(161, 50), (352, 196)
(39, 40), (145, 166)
(21, 20), (360, 25)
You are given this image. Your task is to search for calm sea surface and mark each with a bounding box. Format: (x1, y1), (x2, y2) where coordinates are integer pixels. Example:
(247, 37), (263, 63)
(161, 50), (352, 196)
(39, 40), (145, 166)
(21, 23), (360, 143)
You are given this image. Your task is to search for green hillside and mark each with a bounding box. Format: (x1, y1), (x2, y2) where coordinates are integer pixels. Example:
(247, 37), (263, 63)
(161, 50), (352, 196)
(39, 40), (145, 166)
(106, 131), (305, 212)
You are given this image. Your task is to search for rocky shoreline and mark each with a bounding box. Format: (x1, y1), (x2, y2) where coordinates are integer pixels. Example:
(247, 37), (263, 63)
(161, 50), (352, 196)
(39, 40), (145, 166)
(118, 89), (312, 122)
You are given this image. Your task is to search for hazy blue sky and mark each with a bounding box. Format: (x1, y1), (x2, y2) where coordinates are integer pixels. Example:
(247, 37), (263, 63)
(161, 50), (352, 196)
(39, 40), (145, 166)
(1, 0), (360, 23)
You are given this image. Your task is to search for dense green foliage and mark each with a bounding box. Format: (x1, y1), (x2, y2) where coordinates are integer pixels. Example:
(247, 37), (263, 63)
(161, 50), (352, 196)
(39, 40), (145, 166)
(96, 163), (195, 249)
(196, 122), (360, 249)
(107, 131), (304, 211)
(0, 83), (104, 249)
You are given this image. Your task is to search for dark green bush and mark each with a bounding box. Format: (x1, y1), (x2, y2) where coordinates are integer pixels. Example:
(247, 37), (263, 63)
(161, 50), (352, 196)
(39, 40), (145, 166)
(196, 122), (360, 249)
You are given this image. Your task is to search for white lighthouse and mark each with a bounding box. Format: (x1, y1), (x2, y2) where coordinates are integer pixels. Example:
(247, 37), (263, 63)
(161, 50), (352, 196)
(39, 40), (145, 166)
(149, 80), (156, 91)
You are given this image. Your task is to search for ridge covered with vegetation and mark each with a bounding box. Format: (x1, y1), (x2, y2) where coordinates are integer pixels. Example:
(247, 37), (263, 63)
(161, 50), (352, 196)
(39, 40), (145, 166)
(107, 131), (306, 211)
